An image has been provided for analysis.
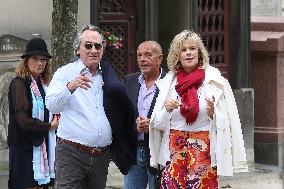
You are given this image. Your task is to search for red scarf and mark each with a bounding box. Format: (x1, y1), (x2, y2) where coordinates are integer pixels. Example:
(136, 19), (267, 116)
(175, 67), (205, 125)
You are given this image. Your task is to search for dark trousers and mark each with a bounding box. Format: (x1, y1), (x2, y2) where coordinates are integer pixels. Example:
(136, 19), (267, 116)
(55, 139), (111, 189)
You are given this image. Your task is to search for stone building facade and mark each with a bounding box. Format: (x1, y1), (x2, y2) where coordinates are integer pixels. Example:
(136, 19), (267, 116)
(3, 0), (281, 187)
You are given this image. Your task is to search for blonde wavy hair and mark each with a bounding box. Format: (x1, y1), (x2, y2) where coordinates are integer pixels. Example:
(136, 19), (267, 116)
(167, 30), (209, 73)
(15, 57), (51, 85)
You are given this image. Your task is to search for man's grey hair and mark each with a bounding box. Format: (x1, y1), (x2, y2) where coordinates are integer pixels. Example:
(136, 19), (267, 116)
(74, 24), (105, 57)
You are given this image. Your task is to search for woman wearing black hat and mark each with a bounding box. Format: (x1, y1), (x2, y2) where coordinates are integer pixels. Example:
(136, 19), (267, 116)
(8, 37), (59, 189)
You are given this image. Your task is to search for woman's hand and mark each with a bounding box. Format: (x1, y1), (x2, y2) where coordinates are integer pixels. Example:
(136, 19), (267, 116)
(50, 114), (60, 130)
(206, 96), (215, 119)
(164, 98), (180, 113)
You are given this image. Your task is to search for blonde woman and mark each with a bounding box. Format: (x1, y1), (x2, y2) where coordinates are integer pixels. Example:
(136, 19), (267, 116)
(149, 30), (248, 188)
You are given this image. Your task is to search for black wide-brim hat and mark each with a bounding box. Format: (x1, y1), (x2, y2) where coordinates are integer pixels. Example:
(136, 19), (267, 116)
(21, 37), (52, 59)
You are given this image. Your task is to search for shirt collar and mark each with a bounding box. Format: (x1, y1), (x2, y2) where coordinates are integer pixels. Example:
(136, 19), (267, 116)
(76, 59), (86, 72)
(76, 59), (102, 76)
(138, 68), (163, 85)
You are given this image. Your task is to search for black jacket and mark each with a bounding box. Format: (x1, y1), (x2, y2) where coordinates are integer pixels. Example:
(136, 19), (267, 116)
(101, 61), (137, 175)
(8, 77), (51, 149)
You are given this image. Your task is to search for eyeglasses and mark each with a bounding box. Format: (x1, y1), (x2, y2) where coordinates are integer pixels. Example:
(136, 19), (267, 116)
(31, 56), (49, 63)
(84, 42), (103, 50)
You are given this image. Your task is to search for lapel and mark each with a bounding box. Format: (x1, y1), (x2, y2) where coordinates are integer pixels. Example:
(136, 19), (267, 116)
(204, 65), (225, 105)
(131, 79), (140, 113)
(205, 82), (223, 106)
(147, 69), (167, 118)
(147, 89), (159, 118)
(125, 73), (140, 115)
(101, 61), (107, 105)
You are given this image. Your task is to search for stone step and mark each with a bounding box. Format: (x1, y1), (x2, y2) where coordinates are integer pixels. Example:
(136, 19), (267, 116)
(0, 171), (8, 188)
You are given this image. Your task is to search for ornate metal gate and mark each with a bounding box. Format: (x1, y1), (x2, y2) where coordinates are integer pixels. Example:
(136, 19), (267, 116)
(98, 0), (136, 80)
(198, 0), (230, 78)
(95, 0), (230, 79)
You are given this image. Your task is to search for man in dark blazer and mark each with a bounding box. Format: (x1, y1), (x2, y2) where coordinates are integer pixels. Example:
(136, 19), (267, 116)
(124, 41), (166, 189)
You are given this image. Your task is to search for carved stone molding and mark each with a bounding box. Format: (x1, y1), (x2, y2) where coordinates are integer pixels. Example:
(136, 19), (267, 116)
(0, 64), (17, 149)
(0, 35), (25, 149)
(0, 35), (27, 53)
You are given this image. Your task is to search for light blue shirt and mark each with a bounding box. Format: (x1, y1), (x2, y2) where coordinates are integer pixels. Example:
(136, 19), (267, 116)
(46, 59), (112, 148)
(137, 74), (158, 140)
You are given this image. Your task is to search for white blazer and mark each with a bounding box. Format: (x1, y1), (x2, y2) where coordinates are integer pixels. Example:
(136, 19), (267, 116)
(149, 65), (248, 176)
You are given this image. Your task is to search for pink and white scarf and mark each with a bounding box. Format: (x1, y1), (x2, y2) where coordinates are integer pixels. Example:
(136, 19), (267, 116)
(30, 76), (56, 185)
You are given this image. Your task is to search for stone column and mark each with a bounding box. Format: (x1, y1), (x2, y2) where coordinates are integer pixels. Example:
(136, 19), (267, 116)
(229, 0), (255, 169)
(0, 54), (20, 185)
(251, 16), (284, 167)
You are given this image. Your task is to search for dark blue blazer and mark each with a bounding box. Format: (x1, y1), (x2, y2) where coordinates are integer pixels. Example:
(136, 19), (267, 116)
(123, 69), (166, 174)
(100, 61), (137, 175)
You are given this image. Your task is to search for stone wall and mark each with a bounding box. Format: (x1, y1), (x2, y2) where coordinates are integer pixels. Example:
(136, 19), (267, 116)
(0, 54), (20, 188)
(0, 61), (17, 149)
(251, 0), (282, 16)
(251, 16), (284, 167)
(0, 0), (90, 50)
(234, 89), (255, 169)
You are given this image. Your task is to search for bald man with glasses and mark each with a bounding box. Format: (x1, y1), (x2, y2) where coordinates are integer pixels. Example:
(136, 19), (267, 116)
(46, 25), (137, 189)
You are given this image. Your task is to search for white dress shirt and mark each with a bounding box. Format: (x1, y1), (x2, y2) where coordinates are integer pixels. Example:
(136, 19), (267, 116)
(169, 85), (210, 132)
(46, 59), (112, 148)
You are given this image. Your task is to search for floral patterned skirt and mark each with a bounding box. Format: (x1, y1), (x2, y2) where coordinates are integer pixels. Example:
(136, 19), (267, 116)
(160, 129), (218, 189)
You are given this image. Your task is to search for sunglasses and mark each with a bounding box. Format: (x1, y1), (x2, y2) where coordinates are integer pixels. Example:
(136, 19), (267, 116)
(84, 42), (103, 50)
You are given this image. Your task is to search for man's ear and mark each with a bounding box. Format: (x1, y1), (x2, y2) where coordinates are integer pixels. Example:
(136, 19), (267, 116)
(76, 48), (80, 57)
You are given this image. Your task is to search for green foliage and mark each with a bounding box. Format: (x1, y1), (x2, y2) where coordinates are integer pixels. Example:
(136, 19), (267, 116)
(101, 31), (123, 49)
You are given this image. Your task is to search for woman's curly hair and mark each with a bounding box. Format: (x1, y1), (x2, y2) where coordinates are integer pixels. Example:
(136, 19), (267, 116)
(15, 57), (51, 84)
(167, 30), (209, 73)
